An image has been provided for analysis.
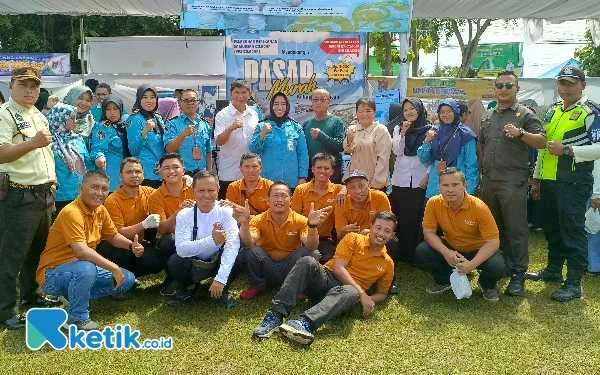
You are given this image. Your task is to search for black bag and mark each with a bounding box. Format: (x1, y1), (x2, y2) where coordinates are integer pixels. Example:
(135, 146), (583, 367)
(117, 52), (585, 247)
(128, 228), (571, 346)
(189, 204), (221, 280)
(0, 173), (9, 201)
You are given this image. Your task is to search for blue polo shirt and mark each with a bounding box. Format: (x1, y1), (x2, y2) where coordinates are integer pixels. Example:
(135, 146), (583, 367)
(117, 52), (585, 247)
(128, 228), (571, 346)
(126, 112), (165, 181)
(164, 113), (212, 172)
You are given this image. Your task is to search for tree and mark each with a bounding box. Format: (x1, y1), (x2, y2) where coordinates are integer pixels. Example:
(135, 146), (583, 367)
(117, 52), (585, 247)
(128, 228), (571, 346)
(429, 64), (462, 77)
(574, 28), (600, 77)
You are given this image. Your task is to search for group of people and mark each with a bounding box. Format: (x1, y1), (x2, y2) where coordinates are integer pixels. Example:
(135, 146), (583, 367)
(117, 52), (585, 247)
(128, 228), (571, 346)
(0, 65), (598, 346)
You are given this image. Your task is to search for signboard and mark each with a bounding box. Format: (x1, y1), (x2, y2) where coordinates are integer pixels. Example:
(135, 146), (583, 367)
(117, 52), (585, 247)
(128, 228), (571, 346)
(181, 0), (410, 32)
(226, 30), (366, 124)
(471, 43), (522, 77)
(372, 89), (399, 124)
(0, 53), (71, 77)
(370, 77), (496, 101)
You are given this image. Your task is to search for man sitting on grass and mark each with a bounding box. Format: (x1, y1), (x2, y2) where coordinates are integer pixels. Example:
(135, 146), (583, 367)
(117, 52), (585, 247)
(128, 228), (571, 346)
(414, 167), (506, 302)
(253, 211), (396, 346)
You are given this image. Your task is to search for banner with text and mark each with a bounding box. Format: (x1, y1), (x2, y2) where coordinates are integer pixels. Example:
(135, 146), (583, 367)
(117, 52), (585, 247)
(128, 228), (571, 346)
(0, 53), (71, 77)
(372, 89), (399, 124)
(181, 0), (410, 32)
(471, 43), (522, 77)
(225, 30), (365, 124)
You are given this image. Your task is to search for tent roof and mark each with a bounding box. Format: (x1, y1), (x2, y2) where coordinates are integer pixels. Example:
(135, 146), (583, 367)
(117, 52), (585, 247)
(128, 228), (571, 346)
(538, 58), (581, 78)
(1, 0), (599, 22)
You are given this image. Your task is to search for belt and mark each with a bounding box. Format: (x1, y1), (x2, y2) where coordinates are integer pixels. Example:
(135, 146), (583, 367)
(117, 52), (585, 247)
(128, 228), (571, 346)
(9, 181), (54, 192)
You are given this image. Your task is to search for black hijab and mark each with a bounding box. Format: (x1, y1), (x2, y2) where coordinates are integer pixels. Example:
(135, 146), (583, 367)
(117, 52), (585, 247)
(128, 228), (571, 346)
(101, 94), (131, 158)
(266, 92), (291, 126)
(132, 84), (164, 135)
(388, 98), (432, 156)
(35, 91), (49, 112)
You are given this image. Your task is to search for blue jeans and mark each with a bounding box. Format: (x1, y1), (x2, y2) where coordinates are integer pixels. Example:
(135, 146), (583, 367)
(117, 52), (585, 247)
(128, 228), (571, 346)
(41, 260), (135, 321)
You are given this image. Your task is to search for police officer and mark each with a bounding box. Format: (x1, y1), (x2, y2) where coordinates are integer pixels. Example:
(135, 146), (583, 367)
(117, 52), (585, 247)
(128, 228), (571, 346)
(0, 67), (60, 329)
(527, 66), (600, 302)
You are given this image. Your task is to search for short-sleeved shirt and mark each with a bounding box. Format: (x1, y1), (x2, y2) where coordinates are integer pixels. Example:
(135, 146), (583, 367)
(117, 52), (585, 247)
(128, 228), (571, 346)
(302, 114), (346, 164)
(422, 193), (499, 253)
(324, 232), (394, 292)
(225, 177), (272, 216)
(0, 97), (56, 185)
(148, 181), (195, 231)
(164, 113), (212, 172)
(291, 179), (343, 238)
(480, 102), (544, 181)
(36, 197), (119, 285)
(335, 189), (391, 237)
(249, 209), (309, 260)
(104, 185), (155, 239)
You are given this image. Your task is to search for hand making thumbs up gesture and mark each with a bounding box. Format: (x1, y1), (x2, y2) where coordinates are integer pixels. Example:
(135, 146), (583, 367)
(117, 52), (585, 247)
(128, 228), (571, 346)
(212, 222), (227, 245)
(130, 234), (144, 258)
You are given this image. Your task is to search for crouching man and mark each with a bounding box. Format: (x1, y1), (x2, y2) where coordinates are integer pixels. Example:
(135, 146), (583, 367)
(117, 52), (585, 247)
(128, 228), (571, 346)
(253, 212), (397, 346)
(36, 171), (138, 330)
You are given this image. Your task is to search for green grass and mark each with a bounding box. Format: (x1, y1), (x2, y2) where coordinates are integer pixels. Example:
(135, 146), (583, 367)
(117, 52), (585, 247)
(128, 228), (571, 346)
(2, 231), (600, 374)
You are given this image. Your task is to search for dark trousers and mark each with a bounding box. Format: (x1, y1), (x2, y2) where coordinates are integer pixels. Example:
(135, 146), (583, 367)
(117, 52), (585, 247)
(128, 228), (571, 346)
(271, 257), (359, 330)
(415, 240), (507, 289)
(481, 177), (530, 273)
(540, 180), (591, 281)
(168, 252), (233, 294)
(308, 161), (343, 184)
(218, 180), (234, 200)
(96, 240), (164, 277)
(0, 186), (54, 321)
(53, 200), (73, 221)
(142, 179), (162, 189)
(318, 238), (336, 264)
(157, 234), (177, 279)
(246, 245), (320, 289)
(389, 186), (426, 263)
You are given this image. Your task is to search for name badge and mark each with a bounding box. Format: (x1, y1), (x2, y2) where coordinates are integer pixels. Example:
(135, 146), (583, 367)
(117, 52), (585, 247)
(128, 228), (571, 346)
(287, 139), (294, 151)
(192, 146), (202, 161)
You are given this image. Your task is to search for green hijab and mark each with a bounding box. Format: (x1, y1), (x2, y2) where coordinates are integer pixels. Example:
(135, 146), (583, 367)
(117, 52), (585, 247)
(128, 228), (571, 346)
(62, 85), (95, 138)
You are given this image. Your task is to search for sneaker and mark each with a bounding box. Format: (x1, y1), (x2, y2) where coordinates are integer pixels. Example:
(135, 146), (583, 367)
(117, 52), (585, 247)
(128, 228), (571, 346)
(253, 311), (283, 338)
(64, 318), (101, 331)
(3, 314), (26, 330)
(478, 283), (499, 302)
(504, 272), (525, 296)
(20, 295), (62, 308)
(218, 293), (235, 309)
(525, 268), (564, 283)
(167, 288), (199, 307)
(160, 280), (179, 296)
(426, 283), (452, 294)
(551, 283), (582, 302)
(240, 286), (266, 300)
(279, 318), (315, 345)
(388, 281), (399, 295)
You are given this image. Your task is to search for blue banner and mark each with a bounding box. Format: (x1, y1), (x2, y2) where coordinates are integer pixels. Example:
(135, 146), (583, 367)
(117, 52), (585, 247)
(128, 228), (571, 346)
(373, 89), (400, 124)
(226, 30), (365, 124)
(0, 53), (71, 77)
(181, 0), (410, 32)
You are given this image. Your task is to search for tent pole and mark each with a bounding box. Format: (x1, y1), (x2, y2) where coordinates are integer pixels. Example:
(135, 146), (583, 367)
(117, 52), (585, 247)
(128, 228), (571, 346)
(80, 17), (85, 80)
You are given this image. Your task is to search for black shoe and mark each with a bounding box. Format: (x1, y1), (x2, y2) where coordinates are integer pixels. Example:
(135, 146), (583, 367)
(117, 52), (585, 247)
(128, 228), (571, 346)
(21, 295), (62, 308)
(111, 292), (128, 301)
(3, 314), (26, 330)
(388, 281), (399, 295)
(504, 272), (525, 296)
(525, 268), (564, 283)
(551, 283), (582, 302)
(218, 293), (235, 309)
(167, 288), (199, 306)
(160, 280), (179, 296)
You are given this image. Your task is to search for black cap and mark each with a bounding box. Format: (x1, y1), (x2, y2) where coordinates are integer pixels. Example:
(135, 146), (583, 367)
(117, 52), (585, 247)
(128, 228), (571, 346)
(343, 169), (369, 183)
(557, 66), (585, 82)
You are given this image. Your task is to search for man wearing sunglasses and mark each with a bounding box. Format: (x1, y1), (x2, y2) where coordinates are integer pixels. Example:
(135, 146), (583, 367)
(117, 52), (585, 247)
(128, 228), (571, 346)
(479, 71), (546, 297)
(527, 66), (600, 302)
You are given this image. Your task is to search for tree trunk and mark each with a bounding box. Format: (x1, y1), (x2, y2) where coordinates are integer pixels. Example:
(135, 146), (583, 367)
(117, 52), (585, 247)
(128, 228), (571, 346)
(383, 32), (393, 76)
(411, 26), (419, 77)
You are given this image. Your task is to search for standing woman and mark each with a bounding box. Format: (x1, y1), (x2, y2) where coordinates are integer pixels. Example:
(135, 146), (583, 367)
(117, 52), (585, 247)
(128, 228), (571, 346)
(390, 98), (432, 262)
(343, 97), (392, 190)
(127, 85), (165, 188)
(62, 86), (95, 152)
(90, 94), (131, 192)
(47, 103), (90, 217)
(418, 98), (478, 200)
(249, 92), (309, 189)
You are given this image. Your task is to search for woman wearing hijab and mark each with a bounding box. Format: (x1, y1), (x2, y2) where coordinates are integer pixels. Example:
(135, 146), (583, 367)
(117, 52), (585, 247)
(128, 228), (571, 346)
(249, 92), (309, 189)
(62, 86), (95, 152)
(158, 97), (181, 123)
(47, 103), (91, 217)
(343, 97), (392, 190)
(127, 85), (166, 188)
(464, 98), (486, 136)
(418, 98), (479, 200)
(390, 98), (432, 262)
(90, 94), (131, 192)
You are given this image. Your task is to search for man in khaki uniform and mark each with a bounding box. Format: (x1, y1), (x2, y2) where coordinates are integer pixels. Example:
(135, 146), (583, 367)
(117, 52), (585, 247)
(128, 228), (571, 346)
(0, 67), (59, 329)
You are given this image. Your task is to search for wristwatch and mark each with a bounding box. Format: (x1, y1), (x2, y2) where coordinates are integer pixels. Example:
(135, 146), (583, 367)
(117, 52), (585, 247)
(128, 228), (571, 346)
(517, 128), (526, 138)
(308, 222), (318, 229)
(563, 145), (572, 156)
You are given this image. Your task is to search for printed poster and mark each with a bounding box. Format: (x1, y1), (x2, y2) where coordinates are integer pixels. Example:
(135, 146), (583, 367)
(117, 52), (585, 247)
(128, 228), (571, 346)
(0, 53), (71, 77)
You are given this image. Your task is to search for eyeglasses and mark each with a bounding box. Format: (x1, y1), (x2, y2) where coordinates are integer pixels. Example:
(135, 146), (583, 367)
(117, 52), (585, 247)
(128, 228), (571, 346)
(439, 110), (454, 116)
(494, 83), (516, 90)
(181, 99), (199, 104)
(312, 98), (328, 103)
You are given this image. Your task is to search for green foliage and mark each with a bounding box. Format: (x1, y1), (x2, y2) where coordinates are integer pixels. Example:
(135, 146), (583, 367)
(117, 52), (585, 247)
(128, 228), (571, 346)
(429, 64), (462, 77)
(0, 15), (220, 74)
(574, 28), (600, 77)
(369, 32), (402, 76)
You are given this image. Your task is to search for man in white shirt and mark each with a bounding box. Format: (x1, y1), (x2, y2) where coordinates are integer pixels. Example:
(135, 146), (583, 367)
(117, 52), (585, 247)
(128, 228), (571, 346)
(166, 170), (240, 308)
(214, 79), (259, 199)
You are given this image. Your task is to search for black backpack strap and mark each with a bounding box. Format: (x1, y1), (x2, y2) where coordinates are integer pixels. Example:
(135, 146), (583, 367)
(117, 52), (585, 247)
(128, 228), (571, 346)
(192, 203), (198, 241)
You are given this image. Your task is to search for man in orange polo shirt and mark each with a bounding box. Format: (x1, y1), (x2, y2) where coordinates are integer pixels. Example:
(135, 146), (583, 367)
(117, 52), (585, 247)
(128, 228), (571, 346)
(226, 152), (272, 216)
(100, 157), (164, 283)
(36, 171), (141, 330)
(292, 152), (346, 263)
(253, 212), (396, 345)
(228, 180), (331, 300)
(148, 153), (195, 296)
(415, 167), (506, 302)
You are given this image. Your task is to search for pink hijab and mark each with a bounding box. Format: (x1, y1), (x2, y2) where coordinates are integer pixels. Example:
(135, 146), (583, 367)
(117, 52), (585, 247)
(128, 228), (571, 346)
(158, 97), (181, 121)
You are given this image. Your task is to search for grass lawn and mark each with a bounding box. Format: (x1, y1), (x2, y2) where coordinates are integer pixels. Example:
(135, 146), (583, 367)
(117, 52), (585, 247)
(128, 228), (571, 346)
(1, 231), (599, 375)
